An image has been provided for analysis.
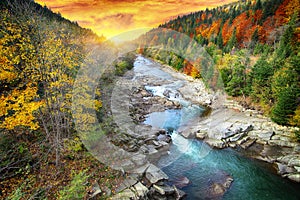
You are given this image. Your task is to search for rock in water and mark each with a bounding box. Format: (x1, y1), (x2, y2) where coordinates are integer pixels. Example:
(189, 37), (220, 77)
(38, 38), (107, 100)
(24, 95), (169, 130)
(172, 176), (190, 188)
(205, 171), (234, 199)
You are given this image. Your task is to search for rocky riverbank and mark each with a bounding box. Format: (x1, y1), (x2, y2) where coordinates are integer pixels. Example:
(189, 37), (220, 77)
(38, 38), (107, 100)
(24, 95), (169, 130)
(178, 98), (300, 183)
(103, 55), (299, 199)
(106, 56), (231, 199)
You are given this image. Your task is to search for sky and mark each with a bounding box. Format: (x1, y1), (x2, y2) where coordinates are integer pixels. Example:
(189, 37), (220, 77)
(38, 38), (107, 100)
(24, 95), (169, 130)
(35, 0), (237, 40)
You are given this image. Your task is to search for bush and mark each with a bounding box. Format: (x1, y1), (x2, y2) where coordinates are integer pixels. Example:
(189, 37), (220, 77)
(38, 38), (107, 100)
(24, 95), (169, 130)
(58, 170), (89, 200)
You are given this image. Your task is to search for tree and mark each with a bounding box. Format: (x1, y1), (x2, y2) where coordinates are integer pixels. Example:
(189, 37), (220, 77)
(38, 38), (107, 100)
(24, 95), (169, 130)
(250, 28), (259, 50)
(271, 85), (299, 125)
(224, 28), (237, 53)
(250, 59), (274, 109)
(0, 9), (44, 131)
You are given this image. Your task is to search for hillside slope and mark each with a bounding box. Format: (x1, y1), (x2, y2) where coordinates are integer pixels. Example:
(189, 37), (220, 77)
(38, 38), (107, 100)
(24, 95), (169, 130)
(0, 0), (124, 199)
(138, 0), (300, 128)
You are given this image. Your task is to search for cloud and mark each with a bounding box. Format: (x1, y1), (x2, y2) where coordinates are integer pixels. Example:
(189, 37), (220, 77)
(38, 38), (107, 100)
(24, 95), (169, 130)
(95, 13), (135, 29)
(35, 0), (237, 38)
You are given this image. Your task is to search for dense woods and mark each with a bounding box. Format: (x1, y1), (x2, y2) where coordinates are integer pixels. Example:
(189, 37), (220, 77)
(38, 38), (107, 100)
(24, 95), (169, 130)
(1, 0), (300, 198)
(0, 0), (126, 199)
(138, 0), (300, 128)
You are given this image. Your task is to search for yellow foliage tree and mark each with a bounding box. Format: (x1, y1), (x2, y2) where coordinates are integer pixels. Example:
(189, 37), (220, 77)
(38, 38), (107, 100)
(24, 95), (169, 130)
(0, 10), (43, 131)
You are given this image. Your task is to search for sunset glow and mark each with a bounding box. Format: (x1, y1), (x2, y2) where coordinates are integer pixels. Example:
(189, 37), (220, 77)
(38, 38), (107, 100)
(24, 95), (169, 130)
(35, 0), (237, 39)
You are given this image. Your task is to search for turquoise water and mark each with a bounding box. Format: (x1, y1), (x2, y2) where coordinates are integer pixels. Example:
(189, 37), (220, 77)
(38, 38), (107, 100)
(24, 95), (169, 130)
(144, 109), (300, 200)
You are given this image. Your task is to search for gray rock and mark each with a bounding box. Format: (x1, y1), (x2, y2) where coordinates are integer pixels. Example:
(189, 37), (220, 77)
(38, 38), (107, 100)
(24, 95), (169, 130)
(157, 134), (172, 143)
(131, 154), (147, 166)
(275, 162), (295, 175)
(287, 173), (300, 182)
(277, 155), (295, 164)
(206, 173), (233, 199)
(173, 185), (187, 199)
(116, 176), (138, 193)
(132, 163), (150, 176)
(236, 136), (250, 145)
(268, 140), (297, 148)
(152, 184), (175, 195)
(111, 188), (136, 200)
(294, 166), (300, 172)
(288, 156), (300, 167)
(205, 138), (226, 149)
(196, 131), (207, 140)
(240, 138), (257, 149)
(145, 164), (169, 184)
(256, 131), (274, 140)
(228, 132), (246, 142)
(88, 182), (101, 199)
(209, 183), (225, 197)
(132, 182), (148, 198)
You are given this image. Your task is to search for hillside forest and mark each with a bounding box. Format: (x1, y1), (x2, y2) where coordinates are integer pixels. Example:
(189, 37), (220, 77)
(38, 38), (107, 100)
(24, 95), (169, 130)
(139, 0), (300, 127)
(0, 0), (299, 199)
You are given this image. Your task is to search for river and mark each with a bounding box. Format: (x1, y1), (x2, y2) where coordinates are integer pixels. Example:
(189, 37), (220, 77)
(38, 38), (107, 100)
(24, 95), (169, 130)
(133, 55), (300, 200)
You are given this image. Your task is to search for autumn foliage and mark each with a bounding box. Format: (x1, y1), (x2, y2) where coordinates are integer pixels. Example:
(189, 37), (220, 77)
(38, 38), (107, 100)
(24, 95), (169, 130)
(140, 0), (300, 126)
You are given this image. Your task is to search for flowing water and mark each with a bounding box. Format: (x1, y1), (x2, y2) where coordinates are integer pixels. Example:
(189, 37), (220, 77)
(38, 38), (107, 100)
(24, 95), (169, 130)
(134, 56), (300, 200)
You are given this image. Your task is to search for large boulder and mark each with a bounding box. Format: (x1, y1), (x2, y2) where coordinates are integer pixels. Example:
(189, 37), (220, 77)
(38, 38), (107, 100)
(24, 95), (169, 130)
(205, 138), (226, 149)
(145, 164), (169, 184)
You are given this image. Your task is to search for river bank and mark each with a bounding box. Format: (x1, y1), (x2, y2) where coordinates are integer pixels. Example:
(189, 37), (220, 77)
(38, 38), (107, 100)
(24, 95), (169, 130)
(106, 55), (300, 199)
(145, 56), (300, 183)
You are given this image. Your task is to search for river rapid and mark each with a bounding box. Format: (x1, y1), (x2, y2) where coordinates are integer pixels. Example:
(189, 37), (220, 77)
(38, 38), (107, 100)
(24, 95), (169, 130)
(133, 55), (300, 200)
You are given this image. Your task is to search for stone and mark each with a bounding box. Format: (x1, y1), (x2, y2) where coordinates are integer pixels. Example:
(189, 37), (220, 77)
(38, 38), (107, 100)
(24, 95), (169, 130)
(268, 140), (297, 148)
(116, 177), (138, 193)
(228, 143), (237, 148)
(209, 183), (225, 196)
(157, 134), (172, 143)
(275, 162), (295, 175)
(223, 177), (234, 188)
(287, 174), (300, 182)
(205, 138), (226, 149)
(145, 164), (169, 184)
(132, 164), (150, 176)
(132, 182), (148, 198)
(240, 138), (257, 149)
(236, 136), (250, 145)
(228, 132), (246, 142)
(147, 145), (159, 155)
(271, 135), (292, 141)
(288, 156), (300, 167)
(88, 182), (102, 198)
(294, 166), (300, 172)
(153, 184), (166, 195)
(206, 173), (233, 199)
(173, 186), (187, 199)
(293, 145), (300, 153)
(196, 131), (207, 140)
(255, 155), (275, 163)
(111, 188), (136, 200)
(131, 154), (147, 166)
(154, 141), (169, 151)
(257, 131), (274, 141)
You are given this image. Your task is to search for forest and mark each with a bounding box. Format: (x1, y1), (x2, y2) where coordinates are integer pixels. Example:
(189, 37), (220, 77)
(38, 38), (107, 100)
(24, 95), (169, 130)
(138, 0), (300, 128)
(0, 0), (299, 199)
(0, 0), (129, 199)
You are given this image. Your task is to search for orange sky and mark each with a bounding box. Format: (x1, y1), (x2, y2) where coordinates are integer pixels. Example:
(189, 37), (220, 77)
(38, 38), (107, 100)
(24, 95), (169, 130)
(35, 0), (237, 40)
